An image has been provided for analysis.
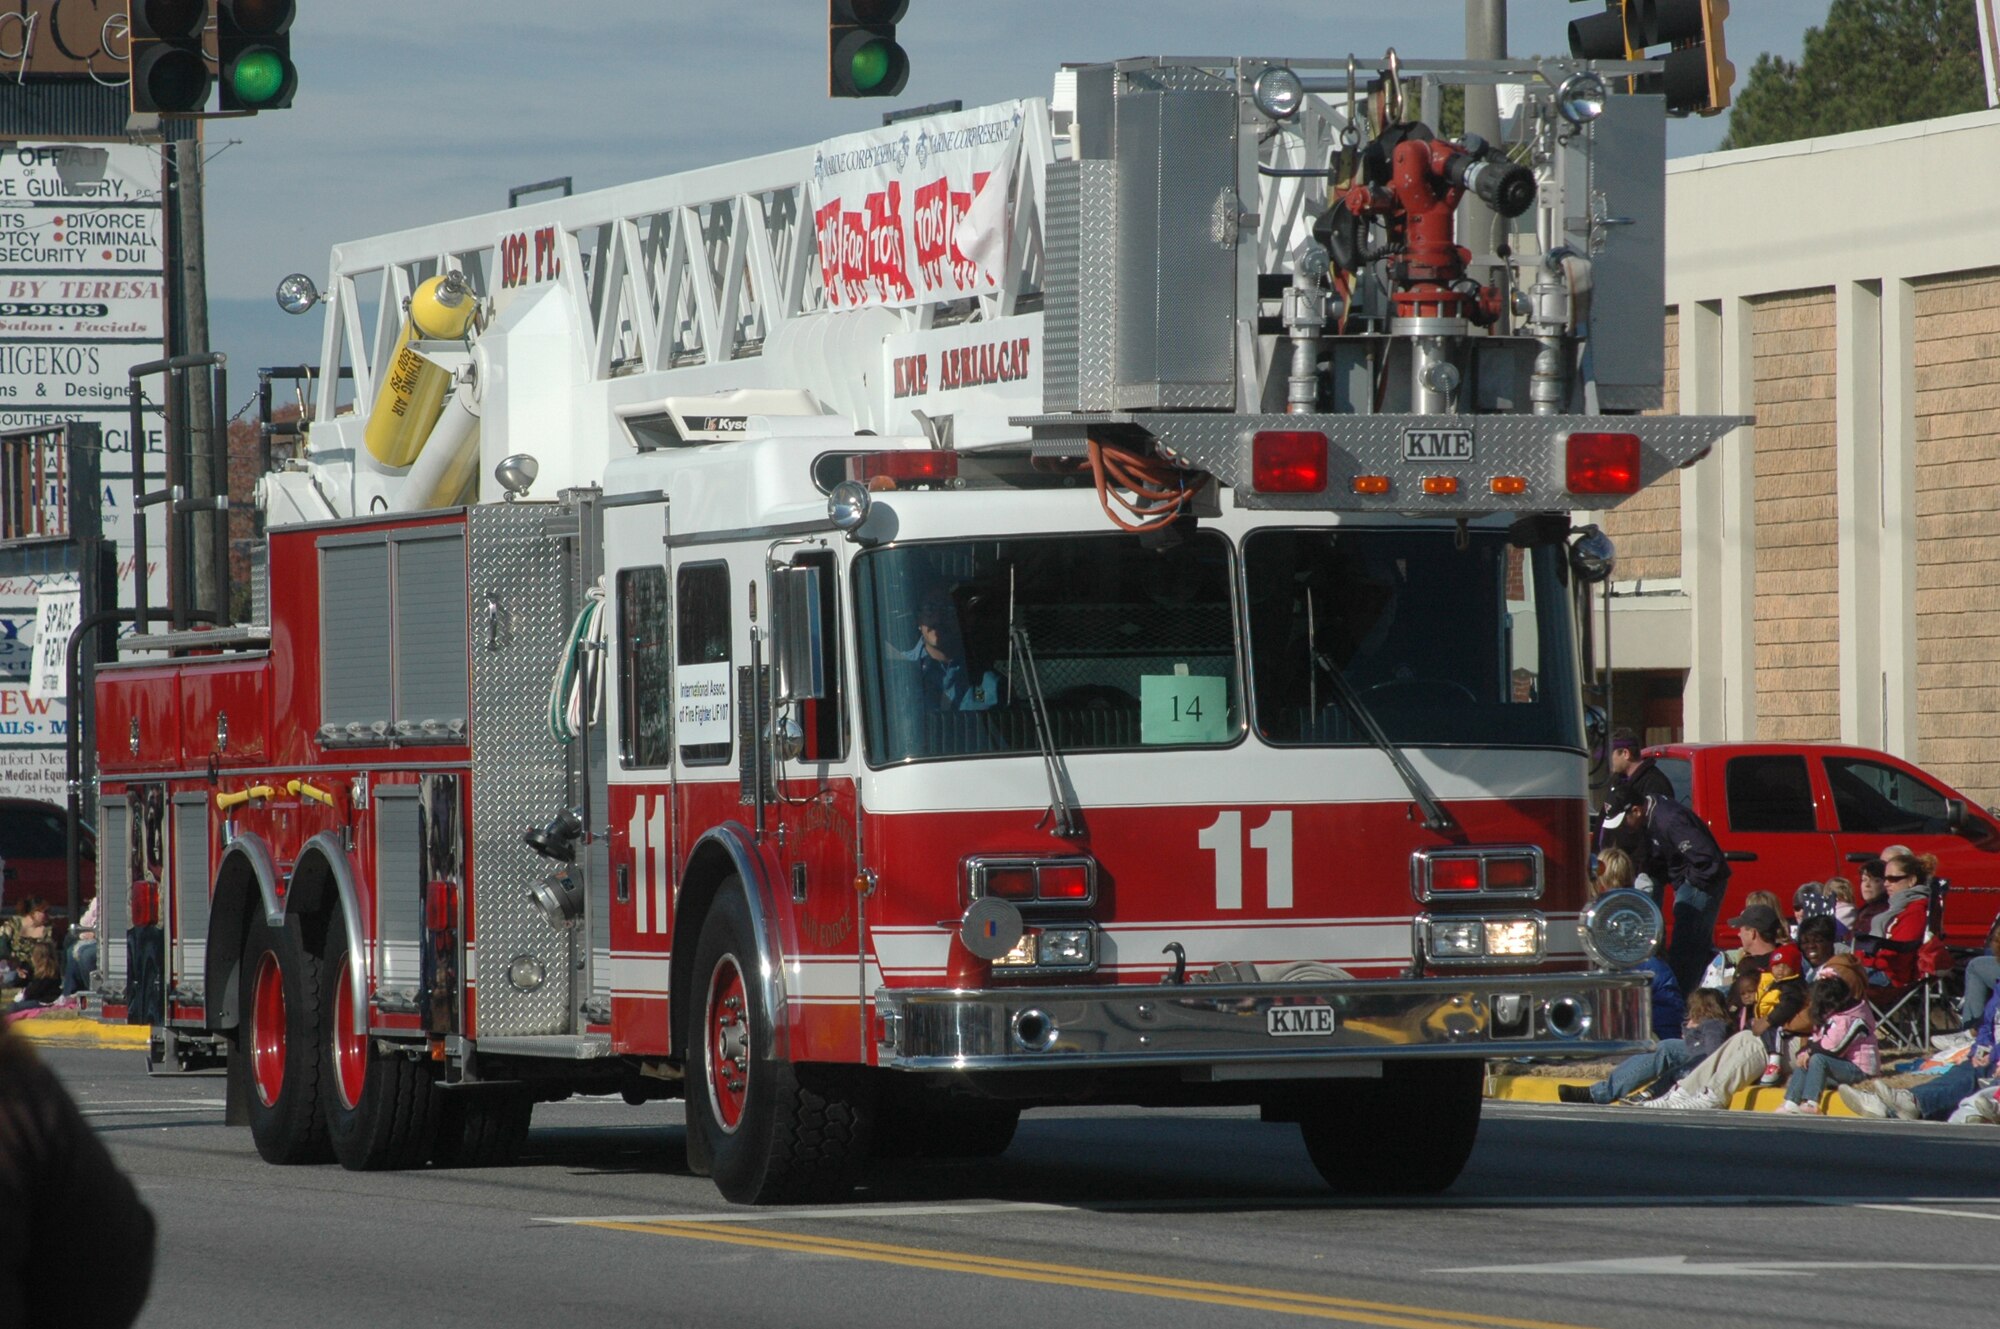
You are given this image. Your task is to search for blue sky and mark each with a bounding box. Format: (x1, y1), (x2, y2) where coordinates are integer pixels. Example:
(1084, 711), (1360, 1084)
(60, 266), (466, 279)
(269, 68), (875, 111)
(204, 0), (1821, 377)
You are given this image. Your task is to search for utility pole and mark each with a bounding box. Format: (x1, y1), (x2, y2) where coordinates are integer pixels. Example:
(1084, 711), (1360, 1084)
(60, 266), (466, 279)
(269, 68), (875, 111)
(1463, 0), (1508, 291)
(166, 132), (223, 622)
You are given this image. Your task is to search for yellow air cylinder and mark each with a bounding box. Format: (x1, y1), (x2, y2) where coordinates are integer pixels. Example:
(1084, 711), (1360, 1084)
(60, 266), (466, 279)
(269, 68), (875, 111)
(363, 271), (478, 467)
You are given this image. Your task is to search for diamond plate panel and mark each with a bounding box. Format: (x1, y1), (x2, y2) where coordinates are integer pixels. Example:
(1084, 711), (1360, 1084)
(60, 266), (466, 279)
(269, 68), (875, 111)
(467, 503), (575, 1036)
(1016, 412), (1749, 514)
(1043, 159), (1080, 412)
(1042, 161), (1117, 413)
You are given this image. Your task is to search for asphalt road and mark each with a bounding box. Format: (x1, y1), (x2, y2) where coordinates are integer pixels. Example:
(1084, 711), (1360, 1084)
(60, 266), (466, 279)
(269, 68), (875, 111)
(35, 1044), (2000, 1329)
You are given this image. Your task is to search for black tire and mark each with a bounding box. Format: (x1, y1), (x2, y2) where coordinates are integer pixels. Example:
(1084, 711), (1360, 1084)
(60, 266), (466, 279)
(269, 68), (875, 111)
(875, 1079), (1019, 1160)
(430, 1089), (534, 1168)
(687, 884), (872, 1204)
(319, 922), (441, 1170)
(241, 913), (331, 1165)
(1297, 1060), (1483, 1196)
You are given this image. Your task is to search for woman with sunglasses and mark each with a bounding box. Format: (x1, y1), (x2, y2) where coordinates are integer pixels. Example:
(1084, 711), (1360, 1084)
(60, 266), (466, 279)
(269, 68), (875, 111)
(1854, 851), (1934, 991)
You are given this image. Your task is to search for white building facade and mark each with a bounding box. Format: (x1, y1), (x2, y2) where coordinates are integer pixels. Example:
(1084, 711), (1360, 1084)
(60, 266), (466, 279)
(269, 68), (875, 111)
(1605, 107), (2000, 806)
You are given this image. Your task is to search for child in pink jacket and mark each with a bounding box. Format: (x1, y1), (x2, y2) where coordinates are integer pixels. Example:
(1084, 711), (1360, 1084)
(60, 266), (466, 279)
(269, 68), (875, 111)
(1778, 974), (1879, 1114)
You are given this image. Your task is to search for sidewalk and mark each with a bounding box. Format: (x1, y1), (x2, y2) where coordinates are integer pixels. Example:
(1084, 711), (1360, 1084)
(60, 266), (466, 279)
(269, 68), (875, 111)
(7, 1009), (150, 1049)
(1486, 1067), (1871, 1115)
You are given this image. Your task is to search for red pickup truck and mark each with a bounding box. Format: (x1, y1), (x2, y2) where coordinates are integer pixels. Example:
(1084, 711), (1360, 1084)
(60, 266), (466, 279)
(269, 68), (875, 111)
(1636, 742), (2000, 954)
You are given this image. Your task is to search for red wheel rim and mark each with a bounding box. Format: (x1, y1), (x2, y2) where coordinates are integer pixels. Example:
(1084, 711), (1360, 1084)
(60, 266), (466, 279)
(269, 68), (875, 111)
(251, 950), (287, 1107)
(704, 953), (750, 1133)
(331, 952), (367, 1111)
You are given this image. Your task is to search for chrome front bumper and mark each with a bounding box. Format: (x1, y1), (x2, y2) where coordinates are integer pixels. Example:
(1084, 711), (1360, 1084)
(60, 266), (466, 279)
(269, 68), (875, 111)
(875, 972), (1651, 1073)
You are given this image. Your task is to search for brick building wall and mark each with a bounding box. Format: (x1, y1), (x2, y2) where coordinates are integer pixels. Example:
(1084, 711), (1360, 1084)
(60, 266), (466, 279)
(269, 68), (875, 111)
(1912, 269), (2000, 802)
(1749, 289), (1840, 743)
(1599, 309), (1682, 583)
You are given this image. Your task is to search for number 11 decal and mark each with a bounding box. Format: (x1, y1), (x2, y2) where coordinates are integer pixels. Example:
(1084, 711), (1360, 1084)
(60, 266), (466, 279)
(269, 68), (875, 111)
(1197, 811), (1293, 910)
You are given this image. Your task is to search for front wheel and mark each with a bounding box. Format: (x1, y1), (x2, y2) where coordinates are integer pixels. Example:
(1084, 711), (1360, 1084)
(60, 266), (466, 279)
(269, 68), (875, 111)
(686, 884), (872, 1204)
(241, 915), (331, 1165)
(1297, 1061), (1483, 1195)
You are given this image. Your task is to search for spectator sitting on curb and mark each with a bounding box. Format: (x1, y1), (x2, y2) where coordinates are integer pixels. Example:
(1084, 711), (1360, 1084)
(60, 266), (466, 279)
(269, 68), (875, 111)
(1934, 919), (2000, 1054)
(1841, 925), (2000, 1123)
(1642, 938), (1827, 1113)
(1777, 970), (1879, 1115)
(62, 896), (99, 999)
(1821, 877), (1857, 939)
(1697, 901), (1784, 994)
(1741, 890), (1793, 941)
(1852, 857), (1892, 937)
(1855, 851), (1933, 990)
(1797, 915), (1839, 978)
(1752, 943), (1811, 1085)
(1560, 987), (1730, 1106)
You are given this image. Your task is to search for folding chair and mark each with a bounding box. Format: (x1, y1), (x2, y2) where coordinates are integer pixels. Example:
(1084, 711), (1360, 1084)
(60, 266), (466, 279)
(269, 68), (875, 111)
(1868, 879), (1961, 1052)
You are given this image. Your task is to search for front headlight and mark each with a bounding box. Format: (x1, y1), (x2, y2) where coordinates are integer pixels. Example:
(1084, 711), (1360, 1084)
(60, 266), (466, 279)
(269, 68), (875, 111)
(1420, 914), (1546, 963)
(1483, 919), (1541, 957)
(1579, 888), (1663, 971)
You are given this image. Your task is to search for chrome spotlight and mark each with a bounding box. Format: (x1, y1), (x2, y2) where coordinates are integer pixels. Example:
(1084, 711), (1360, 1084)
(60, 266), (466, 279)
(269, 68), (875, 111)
(1568, 525), (1616, 584)
(495, 453), (539, 501)
(275, 273), (320, 315)
(1556, 72), (1608, 126)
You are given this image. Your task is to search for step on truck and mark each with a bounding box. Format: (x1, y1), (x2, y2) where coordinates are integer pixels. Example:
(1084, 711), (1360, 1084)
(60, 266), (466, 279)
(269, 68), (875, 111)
(89, 51), (1744, 1201)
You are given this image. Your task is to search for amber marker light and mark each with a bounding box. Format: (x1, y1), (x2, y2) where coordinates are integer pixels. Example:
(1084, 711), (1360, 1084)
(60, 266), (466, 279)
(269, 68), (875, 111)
(1489, 475), (1528, 495)
(1351, 475), (1391, 495)
(1421, 475), (1460, 496)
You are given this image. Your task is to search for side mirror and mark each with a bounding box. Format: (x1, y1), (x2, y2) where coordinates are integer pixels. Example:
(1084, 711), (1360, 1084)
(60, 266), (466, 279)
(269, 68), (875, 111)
(1947, 797), (1968, 836)
(770, 563), (826, 703)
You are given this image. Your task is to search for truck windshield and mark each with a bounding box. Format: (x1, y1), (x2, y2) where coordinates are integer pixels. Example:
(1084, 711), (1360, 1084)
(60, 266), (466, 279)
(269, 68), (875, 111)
(854, 532), (1240, 764)
(1243, 528), (1582, 751)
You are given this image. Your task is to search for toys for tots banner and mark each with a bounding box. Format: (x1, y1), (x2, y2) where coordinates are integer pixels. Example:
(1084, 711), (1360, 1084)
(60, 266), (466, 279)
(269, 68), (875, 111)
(808, 101), (1027, 310)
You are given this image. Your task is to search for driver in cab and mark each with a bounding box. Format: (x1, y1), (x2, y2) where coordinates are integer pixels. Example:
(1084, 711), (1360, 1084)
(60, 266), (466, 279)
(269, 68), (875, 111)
(901, 591), (999, 712)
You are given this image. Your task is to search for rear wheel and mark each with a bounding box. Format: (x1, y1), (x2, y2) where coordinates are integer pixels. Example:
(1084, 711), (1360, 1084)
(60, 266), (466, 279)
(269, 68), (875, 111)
(1297, 1061), (1483, 1195)
(242, 914), (331, 1164)
(687, 884), (872, 1204)
(320, 923), (441, 1170)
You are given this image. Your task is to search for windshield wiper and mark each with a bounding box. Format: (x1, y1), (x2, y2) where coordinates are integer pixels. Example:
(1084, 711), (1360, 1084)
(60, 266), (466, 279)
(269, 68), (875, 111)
(1008, 622), (1081, 838)
(1308, 592), (1456, 835)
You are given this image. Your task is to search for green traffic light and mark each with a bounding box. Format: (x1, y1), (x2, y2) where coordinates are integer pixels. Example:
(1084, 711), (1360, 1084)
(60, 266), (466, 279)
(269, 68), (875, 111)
(849, 39), (893, 91)
(230, 48), (287, 105)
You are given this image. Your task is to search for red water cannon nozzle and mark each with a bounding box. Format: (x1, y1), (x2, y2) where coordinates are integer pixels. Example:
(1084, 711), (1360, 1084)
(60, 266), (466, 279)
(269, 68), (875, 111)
(1331, 127), (1535, 326)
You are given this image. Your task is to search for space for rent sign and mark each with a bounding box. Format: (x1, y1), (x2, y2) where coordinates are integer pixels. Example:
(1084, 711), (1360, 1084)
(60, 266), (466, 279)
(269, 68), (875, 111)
(807, 101), (1027, 310)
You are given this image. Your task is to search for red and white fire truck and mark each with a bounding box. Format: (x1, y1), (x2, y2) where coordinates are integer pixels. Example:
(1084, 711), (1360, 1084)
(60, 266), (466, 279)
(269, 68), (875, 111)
(91, 55), (1742, 1201)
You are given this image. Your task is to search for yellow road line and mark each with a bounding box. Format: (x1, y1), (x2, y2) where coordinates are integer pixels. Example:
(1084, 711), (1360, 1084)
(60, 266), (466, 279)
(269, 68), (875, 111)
(586, 1219), (1605, 1329)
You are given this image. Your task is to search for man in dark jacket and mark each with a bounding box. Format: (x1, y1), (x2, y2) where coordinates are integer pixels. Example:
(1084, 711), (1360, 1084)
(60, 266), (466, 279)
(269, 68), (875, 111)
(1600, 731), (1676, 883)
(1603, 792), (1732, 994)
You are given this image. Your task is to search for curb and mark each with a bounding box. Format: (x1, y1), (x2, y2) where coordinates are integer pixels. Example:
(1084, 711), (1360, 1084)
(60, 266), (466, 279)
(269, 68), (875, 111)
(10, 1016), (150, 1049)
(1488, 1072), (1865, 1116)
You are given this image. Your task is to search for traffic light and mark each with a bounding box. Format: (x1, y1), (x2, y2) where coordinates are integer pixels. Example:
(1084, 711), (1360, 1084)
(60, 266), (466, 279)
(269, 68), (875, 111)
(217, 0), (297, 112)
(1566, 1), (1640, 63)
(1567, 1), (1734, 118)
(828, 0), (908, 98)
(128, 0), (212, 116)
(1637, 0), (1733, 117)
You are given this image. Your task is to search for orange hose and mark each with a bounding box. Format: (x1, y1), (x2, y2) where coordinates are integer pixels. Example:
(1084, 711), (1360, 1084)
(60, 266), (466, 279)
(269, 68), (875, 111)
(1086, 438), (1202, 533)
